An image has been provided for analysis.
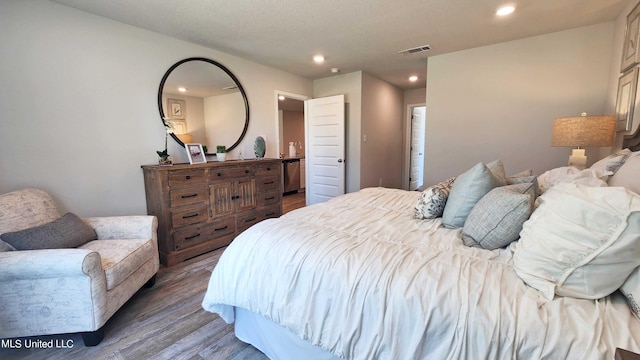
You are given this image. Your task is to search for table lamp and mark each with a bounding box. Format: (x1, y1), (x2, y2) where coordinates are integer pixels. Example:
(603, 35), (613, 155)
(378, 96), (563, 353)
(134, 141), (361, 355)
(551, 114), (616, 169)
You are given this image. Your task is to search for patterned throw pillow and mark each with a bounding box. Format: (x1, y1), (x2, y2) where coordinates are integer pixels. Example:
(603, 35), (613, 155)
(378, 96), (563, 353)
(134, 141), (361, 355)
(0, 212), (97, 250)
(622, 267), (640, 321)
(415, 178), (455, 219)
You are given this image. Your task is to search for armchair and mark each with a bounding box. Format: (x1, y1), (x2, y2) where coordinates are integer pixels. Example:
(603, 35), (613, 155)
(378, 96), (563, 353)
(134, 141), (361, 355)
(0, 188), (159, 346)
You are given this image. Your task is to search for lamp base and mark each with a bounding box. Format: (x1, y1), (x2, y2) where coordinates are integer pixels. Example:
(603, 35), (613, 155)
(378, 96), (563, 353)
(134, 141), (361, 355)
(568, 148), (586, 170)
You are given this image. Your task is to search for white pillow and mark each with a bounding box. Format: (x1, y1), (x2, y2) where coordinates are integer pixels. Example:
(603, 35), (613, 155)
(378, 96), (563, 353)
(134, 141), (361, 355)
(589, 148), (631, 178)
(537, 167), (607, 194)
(609, 151), (640, 195)
(621, 267), (640, 321)
(513, 183), (640, 300)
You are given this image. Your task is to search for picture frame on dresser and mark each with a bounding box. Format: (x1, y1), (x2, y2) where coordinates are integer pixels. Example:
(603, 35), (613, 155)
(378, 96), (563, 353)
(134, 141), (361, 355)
(186, 143), (207, 164)
(616, 67), (639, 132)
(622, 2), (640, 72)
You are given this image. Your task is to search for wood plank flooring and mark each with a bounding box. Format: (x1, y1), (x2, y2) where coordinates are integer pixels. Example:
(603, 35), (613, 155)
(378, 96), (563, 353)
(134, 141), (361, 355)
(1, 195), (308, 360)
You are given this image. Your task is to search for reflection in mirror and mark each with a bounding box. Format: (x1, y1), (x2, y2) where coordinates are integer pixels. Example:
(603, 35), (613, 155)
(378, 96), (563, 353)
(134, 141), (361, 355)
(158, 58), (249, 154)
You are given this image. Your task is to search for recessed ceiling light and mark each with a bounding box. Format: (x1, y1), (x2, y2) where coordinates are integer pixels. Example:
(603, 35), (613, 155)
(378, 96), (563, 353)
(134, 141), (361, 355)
(313, 55), (325, 63)
(409, 75), (418, 82)
(178, 87), (187, 92)
(278, 95), (286, 101)
(496, 5), (515, 16)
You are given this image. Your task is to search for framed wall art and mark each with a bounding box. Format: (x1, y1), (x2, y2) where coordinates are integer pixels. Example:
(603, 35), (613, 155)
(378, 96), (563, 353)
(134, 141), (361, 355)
(615, 67), (639, 132)
(622, 2), (640, 72)
(167, 98), (186, 120)
(186, 143), (206, 164)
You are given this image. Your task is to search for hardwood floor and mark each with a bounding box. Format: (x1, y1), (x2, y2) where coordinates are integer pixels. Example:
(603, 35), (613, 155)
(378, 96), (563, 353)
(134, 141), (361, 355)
(0, 194), (308, 360)
(0, 248), (268, 360)
(282, 191), (306, 214)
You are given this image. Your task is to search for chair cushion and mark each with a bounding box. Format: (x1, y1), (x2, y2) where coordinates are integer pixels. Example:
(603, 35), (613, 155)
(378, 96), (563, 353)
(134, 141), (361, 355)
(0, 213), (97, 250)
(0, 188), (60, 235)
(79, 238), (155, 290)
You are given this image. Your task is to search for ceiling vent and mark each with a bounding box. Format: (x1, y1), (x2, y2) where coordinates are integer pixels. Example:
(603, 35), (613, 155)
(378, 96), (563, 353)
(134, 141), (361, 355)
(398, 44), (431, 56)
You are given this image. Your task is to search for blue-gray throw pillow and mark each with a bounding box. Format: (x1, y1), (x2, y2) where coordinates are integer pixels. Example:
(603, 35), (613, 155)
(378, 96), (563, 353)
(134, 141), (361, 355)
(0, 212), (97, 250)
(441, 160), (506, 228)
(462, 183), (535, 250)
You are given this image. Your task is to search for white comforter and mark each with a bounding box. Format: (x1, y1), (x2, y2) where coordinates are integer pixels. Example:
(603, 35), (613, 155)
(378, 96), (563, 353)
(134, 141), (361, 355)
(202, 187), (640, 360)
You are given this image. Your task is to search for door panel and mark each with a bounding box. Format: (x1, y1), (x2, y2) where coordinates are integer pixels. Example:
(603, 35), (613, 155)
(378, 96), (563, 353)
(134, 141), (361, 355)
(305, 95), (345, 205)
(409, 106), (426, 191)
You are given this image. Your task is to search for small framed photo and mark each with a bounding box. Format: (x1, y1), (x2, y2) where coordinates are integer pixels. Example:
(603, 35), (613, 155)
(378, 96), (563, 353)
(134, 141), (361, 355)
(185, 143), (206, 164)
(622, 2), (640, 72)
(615, 67), (639, 132)
(167, 98), (186, 120)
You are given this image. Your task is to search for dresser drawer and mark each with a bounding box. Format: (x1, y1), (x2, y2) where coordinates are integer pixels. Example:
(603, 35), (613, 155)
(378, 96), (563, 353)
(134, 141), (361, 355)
(256, 175), (280, 192)
(259, 204), (282, 220)
(237, 205), (281, 233)
(169, 186), (207, 208)
(171, 204), (208, 228)
(257, 189), (281, 207)
(210, 166), (254, 181)
(173, 217), (236, 251)
(169, 169), (206, 187)
(256, 162), (281, 176)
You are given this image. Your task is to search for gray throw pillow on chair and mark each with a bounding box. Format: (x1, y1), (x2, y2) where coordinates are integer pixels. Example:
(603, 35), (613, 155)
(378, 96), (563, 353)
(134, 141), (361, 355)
(0, 212), (97, 250)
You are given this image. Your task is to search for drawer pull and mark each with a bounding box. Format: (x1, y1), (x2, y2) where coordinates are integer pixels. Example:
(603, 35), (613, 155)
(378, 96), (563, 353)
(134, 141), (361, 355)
(214, 225), (229, 231)
(245, 217), (257, 222)
(266, 212), (276, 216)
(264, 181), (275, 185)
(217, 172), (222, 176)
(185, 175), (191, 180)
(181, 193), (198, 199)
(182, 213), (199, 219)
(265, 196), (275, 200)
(184, 233), (201, 240)
(231, 195), (240, 200)
(245, 169), (250, 173)
(267, 167), (271, 171)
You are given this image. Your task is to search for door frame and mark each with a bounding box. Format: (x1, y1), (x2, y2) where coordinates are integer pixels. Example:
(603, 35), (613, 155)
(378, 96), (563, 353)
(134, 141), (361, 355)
(274, 90), (310, 157)
(403, 103), (426, 190)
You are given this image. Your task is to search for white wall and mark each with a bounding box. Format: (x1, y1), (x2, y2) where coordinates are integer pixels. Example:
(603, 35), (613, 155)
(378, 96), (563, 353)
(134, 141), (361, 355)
(162, 93), (206, 142)
(425, 22), (615, 185)
(607, 0), (640, 152)
(0, 1), (312, 216)
(313, 71), (363, 193)
(361, 72), (404, 189)
(203, 92), (246, 151)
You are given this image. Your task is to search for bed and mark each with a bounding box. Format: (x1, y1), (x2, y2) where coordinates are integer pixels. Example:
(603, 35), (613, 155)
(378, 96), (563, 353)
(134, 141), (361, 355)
(202, 154), (640, 359)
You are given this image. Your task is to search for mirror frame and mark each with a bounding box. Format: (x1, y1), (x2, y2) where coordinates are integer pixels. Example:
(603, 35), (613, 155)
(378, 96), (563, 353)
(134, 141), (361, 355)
(158, 57), (250, 154)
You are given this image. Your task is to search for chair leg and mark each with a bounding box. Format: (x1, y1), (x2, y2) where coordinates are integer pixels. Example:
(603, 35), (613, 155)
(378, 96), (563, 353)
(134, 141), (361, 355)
(82, 325), (105, 346)
(143, 274), (157, 288)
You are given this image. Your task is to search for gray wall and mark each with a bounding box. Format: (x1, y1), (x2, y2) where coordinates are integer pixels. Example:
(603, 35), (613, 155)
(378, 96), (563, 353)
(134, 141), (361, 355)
(0, 1), (312, 216)
(425, 22), (615, 185)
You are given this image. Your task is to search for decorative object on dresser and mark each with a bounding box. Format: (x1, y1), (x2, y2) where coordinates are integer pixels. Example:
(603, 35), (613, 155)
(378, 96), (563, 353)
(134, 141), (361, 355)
(254, 136), (266, 158)
(551, 114), (616, 169)
(185, 143), (206, 164)
(216, 145), (227, 162)
(142, 159), (282, 266)
(157, 118), (175, 165)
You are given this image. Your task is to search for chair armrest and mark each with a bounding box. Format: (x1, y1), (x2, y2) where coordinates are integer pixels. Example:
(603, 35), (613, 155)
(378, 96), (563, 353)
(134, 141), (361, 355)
(0, 249), (103, 281)
(83, 215), (157, 241)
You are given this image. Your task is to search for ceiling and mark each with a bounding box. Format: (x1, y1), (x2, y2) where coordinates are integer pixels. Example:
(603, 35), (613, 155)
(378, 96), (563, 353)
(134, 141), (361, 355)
(51, 0), (629, 90)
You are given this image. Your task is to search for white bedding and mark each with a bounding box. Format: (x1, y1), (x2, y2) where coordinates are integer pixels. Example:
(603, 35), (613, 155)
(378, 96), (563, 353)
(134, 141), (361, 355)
(202, 187), (640, 359)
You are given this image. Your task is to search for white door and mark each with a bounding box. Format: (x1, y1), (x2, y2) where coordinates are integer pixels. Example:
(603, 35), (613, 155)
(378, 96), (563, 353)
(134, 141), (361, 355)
(305, 95), (345, 205)
(409, 106), (426, 190)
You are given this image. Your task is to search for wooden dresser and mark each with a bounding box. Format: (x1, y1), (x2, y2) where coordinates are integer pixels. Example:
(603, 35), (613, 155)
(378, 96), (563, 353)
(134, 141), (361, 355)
(141, 159), (282, 266)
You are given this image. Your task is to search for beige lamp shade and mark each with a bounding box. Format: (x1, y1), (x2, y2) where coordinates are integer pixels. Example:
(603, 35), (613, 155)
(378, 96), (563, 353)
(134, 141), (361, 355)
(551, 115), (616, 148)
(176, 133), (193, 143)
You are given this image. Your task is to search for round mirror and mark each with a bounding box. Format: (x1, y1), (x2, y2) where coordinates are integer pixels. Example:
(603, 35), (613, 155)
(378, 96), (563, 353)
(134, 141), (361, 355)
(158, 57), (249, 154)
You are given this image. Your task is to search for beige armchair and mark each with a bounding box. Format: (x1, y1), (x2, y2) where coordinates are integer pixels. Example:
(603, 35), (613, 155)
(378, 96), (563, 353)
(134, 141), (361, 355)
(0, 188), (159, 346)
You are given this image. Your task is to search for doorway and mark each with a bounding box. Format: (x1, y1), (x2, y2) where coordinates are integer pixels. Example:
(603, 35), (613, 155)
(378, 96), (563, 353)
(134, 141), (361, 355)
(407, 105), (426, 191)
(275, 91), (309, 200)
